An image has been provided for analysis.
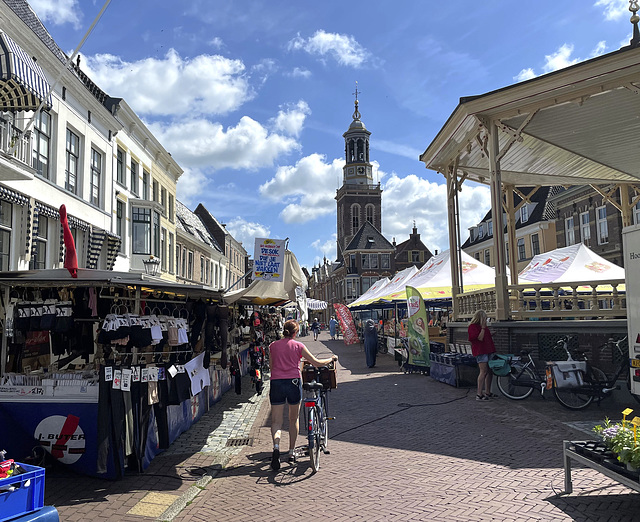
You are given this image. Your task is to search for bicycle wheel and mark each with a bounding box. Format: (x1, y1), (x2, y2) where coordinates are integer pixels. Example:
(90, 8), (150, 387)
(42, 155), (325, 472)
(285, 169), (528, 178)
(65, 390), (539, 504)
(319, 397), (328, 450)
(496, 366), (536, 400)
(553, 369), (596, 410)
(308, 407), (321, 472)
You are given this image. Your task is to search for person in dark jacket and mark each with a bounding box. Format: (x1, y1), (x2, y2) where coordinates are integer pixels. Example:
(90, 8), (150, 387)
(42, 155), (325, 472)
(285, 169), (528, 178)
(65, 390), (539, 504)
(363, 319), (378, 368)
(311, 318), (320, 341)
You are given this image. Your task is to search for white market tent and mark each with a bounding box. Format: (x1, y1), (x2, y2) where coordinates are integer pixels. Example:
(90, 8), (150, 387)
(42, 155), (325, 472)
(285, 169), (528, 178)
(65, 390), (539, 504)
(518, 243), (625, 285)
(224, 250), (307, 306)
(358, 266), (418, 306)
(376, 249), (506, 302)
(348, 276), (391, 308)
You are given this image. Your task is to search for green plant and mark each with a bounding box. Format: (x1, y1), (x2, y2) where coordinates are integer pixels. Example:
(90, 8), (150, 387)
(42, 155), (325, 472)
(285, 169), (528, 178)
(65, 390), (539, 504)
(593, 418), (640, 467)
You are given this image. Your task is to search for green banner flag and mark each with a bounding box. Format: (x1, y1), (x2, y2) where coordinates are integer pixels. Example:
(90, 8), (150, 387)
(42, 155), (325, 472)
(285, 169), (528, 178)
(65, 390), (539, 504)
(405, 286), (430, 367)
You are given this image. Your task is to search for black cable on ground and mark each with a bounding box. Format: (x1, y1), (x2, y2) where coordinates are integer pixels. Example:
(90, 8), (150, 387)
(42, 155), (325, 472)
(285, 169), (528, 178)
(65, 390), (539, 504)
(330, 389), (470, 439)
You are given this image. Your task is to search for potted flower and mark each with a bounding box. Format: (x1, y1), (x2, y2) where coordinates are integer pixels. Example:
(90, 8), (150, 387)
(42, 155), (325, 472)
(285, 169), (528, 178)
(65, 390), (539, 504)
(594, 418), (639, 472)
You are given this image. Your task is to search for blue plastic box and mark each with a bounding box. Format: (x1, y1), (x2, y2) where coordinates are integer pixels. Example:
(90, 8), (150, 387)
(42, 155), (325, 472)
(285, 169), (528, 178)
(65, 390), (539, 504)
(0, 463), (45, 522)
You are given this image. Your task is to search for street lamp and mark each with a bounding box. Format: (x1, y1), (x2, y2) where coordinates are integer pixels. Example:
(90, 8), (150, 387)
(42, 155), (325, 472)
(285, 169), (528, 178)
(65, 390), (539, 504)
(143, 256), (161, 276)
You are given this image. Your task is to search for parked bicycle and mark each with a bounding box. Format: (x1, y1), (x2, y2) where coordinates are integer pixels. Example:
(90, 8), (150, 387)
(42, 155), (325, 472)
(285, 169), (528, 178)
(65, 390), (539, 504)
(301, 364), (333, 472)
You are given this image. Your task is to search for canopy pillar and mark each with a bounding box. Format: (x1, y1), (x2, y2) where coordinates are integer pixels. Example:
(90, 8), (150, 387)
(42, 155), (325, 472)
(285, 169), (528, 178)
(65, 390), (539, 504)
(487, 120), (509, 320)
(620, 184), (634, 228)
(504, 184), (518, 285)
(446, 164), (462, 319)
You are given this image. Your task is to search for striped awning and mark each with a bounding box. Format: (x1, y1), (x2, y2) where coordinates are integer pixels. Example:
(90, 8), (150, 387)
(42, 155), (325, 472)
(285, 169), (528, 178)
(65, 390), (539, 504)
(0, 32), (52, 111)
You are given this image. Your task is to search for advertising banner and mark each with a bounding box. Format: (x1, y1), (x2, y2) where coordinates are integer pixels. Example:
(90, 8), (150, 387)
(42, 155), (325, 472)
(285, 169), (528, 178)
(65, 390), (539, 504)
(405, 286), (430, 367)
(253, 238), (286, 281)
(333, 303), (359, 345)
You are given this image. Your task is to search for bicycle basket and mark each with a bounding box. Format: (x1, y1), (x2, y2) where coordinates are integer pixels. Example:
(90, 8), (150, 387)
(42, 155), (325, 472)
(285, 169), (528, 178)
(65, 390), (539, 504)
(488, 354), (512, 376)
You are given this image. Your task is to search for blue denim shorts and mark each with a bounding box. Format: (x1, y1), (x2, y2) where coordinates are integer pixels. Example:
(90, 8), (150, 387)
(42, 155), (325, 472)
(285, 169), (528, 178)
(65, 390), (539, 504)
(269, 378), (302, 405)
(476, 353), (490, 363)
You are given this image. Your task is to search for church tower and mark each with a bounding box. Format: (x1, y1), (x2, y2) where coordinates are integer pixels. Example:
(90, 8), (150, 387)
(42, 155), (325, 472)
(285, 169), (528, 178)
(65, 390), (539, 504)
(336, 86), (382, 256)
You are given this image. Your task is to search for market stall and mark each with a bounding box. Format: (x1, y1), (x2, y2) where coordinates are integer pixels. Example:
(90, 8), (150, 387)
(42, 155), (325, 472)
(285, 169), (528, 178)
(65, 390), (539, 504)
(0, 269), (250, 479)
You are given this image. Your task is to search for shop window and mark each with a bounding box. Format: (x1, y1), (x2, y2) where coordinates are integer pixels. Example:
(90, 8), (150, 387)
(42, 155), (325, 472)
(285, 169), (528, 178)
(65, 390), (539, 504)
(90, 148), (102, 207)
(132, 207), (151, 255)
(65, 128), (80, 195)
(596, 206), (608, 244)
(531, 233), (540, 256)
(116, 147), (125, 185)
(517, 237), (526, 261)
(130, 159), (139, 195)
(32, 111), (51, 179)
(565, 216), (575, 246)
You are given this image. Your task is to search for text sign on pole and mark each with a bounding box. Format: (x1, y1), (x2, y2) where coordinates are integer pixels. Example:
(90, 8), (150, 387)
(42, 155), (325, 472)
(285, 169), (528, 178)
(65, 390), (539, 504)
(253, 238), (285, 282)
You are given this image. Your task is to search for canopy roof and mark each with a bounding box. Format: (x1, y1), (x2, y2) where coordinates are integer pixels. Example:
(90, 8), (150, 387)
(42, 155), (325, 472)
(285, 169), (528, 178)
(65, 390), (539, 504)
(420, 44), (640, 187)
(518, 243), (625, 284)
(224, 250), (306, 306)
(379, 249), (504, 302)
(348, 276), (390, 308)
(362, 266), (418, 305)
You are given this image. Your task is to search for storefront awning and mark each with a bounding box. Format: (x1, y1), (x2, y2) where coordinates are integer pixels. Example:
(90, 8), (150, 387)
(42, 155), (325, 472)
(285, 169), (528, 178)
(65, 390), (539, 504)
(0, 31), (52, 111)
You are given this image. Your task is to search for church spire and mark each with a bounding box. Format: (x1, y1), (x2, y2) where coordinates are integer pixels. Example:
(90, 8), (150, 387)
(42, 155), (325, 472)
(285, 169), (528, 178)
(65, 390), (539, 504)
(343, 82), (372, 185)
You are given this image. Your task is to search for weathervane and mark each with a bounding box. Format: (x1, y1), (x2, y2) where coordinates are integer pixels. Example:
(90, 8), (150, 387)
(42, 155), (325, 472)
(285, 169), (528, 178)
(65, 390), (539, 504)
(352, 81), (361, 120)
(630, 0), (640, 47)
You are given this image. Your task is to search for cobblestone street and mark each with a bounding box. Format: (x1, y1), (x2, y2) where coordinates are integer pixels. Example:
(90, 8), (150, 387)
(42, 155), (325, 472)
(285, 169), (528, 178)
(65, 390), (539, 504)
(46, 331), (640, 521)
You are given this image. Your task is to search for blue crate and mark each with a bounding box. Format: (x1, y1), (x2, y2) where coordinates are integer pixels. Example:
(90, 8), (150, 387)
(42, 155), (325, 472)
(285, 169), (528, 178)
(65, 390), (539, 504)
(0, 463), (45, 522)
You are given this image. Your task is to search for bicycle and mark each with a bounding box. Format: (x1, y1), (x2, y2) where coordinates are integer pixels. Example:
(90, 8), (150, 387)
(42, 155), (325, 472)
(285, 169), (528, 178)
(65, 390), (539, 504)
(301, 364), (333, 472)
(553, 335), (640, 410)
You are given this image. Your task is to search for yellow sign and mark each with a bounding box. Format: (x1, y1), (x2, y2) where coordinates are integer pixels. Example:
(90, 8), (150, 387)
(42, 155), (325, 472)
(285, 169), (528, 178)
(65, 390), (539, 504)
(623, 408), (634, 416)
(631, 359), (640, 368)
(632, 416), (640, 427)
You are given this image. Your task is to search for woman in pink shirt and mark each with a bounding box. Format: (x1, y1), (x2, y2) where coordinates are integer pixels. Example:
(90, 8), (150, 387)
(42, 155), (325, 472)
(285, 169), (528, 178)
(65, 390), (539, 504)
(268, 319), (337, 471)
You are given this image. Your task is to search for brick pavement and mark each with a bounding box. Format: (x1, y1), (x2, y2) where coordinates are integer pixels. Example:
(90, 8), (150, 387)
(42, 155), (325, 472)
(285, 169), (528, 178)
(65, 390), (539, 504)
(44, 330), (640, 521)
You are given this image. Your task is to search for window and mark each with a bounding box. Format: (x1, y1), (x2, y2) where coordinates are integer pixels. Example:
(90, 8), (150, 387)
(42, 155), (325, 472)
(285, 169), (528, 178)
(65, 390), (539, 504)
(181, 247), (187, 276)
(116, 200), (124, 253)
(153, 211), (160, 256)
(90, 148), (102, 207)
(65, 129), (79, 194)
(351, 204), (360, 234)
(169, 195), (174, 222)
(200, 256), (205, 282)
(116, 147), (125, 184)
(580, 211), (591, 244)
(565, 216), (575, 246)
(346, 278), (359, 299)
(205, 259), (210, 284)
(470, 228), (476, 242)
(350, 254), (356, 267)
(132, 207), (151, 254)
(478, 223), (484, 238)
(488, 220), (493, 236)
(130, 159), (139, 194)
(142, 169), (149, 200)
(152, 179), (159, 202)
(161, 228), (167, 271)
(381, 253), (390, 269)
(411, 251), (420, 263)
(0, 201), (11, 270)
(517, 237), (526, 261)
(214, 263), (218, 287)
(188, 251), (193, 280)
(161, 187), (167, 214)
(531, 233), (540, 256)
(520, 205), (529, 223)
(474, 252), (480, 261)
(361, 276), (377, 294)
(484, 249), (490, 266)
(370, 253), (378, 269)
(31, 215), (47, 269)
(169, 232), (174, 273)
(361, 253), (369, 269)
(32, 111), (51, 179)
(634, 202), (640, 225)
(596, 206), (608, 244)
(365, 204), (374, 225)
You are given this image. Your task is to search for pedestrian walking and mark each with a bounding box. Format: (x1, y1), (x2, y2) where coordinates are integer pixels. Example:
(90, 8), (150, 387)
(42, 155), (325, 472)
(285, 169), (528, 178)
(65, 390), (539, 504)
(363, 318), (378, 368)
(468, 309), (497, 401)
(329, 316), (337, 340)
(311, 318), (320, 341)
(268, 319), (337, 471)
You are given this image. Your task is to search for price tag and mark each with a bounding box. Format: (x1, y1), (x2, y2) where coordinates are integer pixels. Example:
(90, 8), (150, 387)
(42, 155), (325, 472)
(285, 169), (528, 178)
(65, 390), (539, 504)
(631, 416), (640, 427)
(112, 369), (122, 390)
(141, 368), (149, 382)
(168, 365), (178, 378)
(105, 366), (113, 382)
(121, 369), (132, 392)
(623, 408), (634, 416)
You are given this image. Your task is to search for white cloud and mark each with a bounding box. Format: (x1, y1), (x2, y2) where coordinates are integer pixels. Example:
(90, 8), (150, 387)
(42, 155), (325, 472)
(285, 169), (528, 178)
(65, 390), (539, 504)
(176, 168), (208, 206)
(29, 0), (81, 28)
(148, 116), (300, 170)
(251, 58), (277, 85)
(83, 49), (251, 117)
(271, 100), (311, 137)
(225, 217), (272, 250)
(542, 44), (578, 73)
(287, 30), (371, 68)
(311, 235), (337, 264)
(259, 153), (345, 223)
(594, 0), (628, 21)
(590, 40), (607, 57)
(209, 37), (224, 49)
(382, 174), (491, 254)
(288, 67), (312, 79)
(514, 68), (536, 82)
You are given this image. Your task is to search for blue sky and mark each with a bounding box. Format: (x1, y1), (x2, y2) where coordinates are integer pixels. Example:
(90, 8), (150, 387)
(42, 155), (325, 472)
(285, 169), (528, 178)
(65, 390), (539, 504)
(27, 0), (635, 270)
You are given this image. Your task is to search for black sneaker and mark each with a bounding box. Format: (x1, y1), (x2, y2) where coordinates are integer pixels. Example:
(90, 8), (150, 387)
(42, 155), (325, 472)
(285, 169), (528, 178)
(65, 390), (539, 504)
(271, 449), (280, 471)
(288, 453), (297, 464)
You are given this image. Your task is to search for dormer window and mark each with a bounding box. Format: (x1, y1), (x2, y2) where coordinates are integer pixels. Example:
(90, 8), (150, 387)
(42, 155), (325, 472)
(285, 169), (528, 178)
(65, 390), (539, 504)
(488, 220), (493, 236)
(520, 205), (529, 223)
(470, 228), (476, 242)
(478, 224), (484, 238)
(367, 236), (374, 243)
